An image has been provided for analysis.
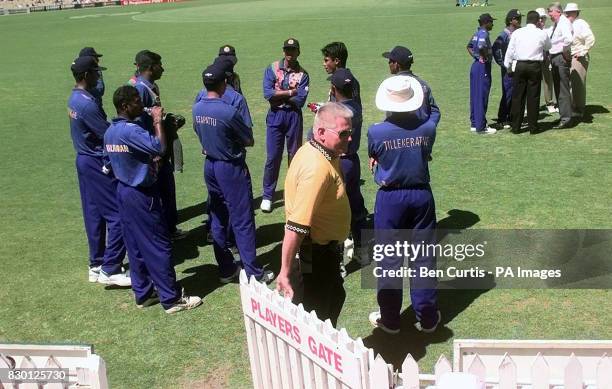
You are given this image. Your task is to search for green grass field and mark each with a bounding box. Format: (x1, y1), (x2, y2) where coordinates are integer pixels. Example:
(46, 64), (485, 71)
(1, 0), (611, 387)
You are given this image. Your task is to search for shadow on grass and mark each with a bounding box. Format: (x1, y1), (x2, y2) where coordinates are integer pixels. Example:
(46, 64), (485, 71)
(172, 224), (208, 266)
(256, 243), (282, 276)
(581, 104), (609, 124)
(177, 201), (207, 224)
(179, 263), (227, 299)
(256, 222), (285, 248)
(362, 288), (490, 368)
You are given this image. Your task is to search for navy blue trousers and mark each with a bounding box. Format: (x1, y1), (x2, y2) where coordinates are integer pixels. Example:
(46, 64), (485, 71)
(157, 162), (178, 234)
(76, 154), (125, 275)
(204, 158), (263, 279)
(497, 68), (513, 124)
(341, 154), (368, 246)
(116, 182), (181, 308)
(374, 187), (438, 330)
(469, 61), (492, 130)
(262, 109), (303, 200)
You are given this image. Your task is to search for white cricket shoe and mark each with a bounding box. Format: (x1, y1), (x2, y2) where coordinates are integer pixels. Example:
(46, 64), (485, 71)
(258, 270), (275, 284)
(260, 199), (272, 213)
(88, 266), (101, 283)
(470, 127), (477, 132)
(368, 311), (400, 335)
(165, 294), (202, 314)
(98, 271), (132, 287)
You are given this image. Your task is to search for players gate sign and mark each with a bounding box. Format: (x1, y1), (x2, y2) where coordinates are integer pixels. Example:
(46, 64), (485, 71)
(240, 274), (363, 388)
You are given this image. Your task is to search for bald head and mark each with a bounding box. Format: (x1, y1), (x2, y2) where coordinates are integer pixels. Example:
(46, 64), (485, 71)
(313, 102), (353, 134)
(313, 102), (353, 156)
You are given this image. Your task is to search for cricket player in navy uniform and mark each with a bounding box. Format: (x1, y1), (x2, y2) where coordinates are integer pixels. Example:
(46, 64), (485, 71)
(492, 9), (522, 129)
(260, 38), (309, 213)
(104, 85), (202, 313)
(217, 44), (242, 94)
(321, 42), (361, 107)
(193, 64), (273, 283)
(383, 45), (441, 126)
(326, 69), (368, 260)
(368, 75), (441, 335)
(78, 47), (105, 110)
(132, 50), (186, 240)
(68, 56), (130, 287)
(195, 55), (252, 247)
(467, 13), (497, 134)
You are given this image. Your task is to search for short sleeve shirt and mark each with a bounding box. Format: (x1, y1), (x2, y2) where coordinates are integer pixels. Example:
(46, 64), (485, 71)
(284, 140), (350, 244)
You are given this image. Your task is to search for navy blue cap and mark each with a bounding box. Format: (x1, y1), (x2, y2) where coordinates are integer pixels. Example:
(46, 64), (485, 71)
(479, 13), (496, 23)
(327, 68), (354, 88)
(506, 9), (521, 22)
(79, 47), (102, 57)
(382, 46), (414, 66)
(283, 38), (300, 50)
(202, 64), (226, 85)
(213, 55), (237, 75)
(135, 50), (161, 67)
(218, 44), (236, 56)
(71, 56), (106, 73)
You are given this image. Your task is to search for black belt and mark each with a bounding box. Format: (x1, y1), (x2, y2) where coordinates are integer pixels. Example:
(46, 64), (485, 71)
(517, 60), (542, 63)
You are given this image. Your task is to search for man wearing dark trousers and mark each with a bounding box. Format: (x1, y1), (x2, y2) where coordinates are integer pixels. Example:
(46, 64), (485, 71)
(104, 86), (201, 313)
(548, 2), (574, 128)
(68, 56), (130, 287)
(504, 10), (551, 133)
(276, 103), (352, 327)
(492, 9), (521, 129)
(192, 63), (273, 284)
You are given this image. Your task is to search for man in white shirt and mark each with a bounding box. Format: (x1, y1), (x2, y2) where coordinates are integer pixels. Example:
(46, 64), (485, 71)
(504, 10), (552, 133)
(565, 2), (595, 120)
(548, 2), (574, 128)
(537, 7), (556, 113)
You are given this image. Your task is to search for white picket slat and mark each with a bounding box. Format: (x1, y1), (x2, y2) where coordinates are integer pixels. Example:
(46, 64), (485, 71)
(531, 352), (550, 389)
(276, 335), (293, 388)
(254, 323), (273, 389)
(264, 326), (283, 389)
(466, 352), (486, 380)
(564, 353), (584, 389)
(43, 355), (67, 389)
(17, 356), (38, 389)
(301, 352), (316, 389)
(400, 353), (419, 389)
(434, 354), (452, 384)
(596, 353), (612, 389)
(244, 315), (263, 389)
(498, 353), (517, 389)
(287, 344), (305, 389)
(369, 354), (391, 389)
(0, 353), (16, 389)
(314, 363), (329, 389)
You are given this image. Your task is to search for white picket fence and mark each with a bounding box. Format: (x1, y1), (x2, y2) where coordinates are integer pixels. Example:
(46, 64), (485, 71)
(239, 271), (612, 388)
(0, 344), (107, 389)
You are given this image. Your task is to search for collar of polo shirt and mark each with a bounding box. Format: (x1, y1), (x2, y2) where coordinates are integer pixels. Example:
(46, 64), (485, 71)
(309, 139), (333, 161)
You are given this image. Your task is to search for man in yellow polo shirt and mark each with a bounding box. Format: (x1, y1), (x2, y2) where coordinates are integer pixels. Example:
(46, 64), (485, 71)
(276, 102), (352, 327)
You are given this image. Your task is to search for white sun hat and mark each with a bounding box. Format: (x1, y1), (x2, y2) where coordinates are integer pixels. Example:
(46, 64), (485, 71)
(536, 7), (547, 17)
(375, 75), (424, 113)
(564, 3), (580, 12)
